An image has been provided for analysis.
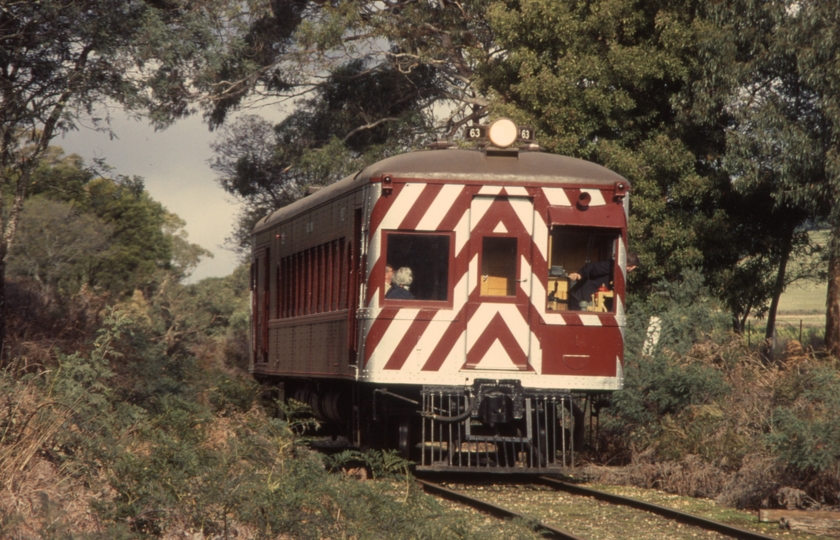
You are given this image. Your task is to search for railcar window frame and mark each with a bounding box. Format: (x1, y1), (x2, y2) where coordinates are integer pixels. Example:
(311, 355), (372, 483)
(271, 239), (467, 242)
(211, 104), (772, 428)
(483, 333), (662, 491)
(277, 237), (350, 319)
(479, 235), (519, 298)
(545, 225), (622, 313)
(381, 230), (455, 307)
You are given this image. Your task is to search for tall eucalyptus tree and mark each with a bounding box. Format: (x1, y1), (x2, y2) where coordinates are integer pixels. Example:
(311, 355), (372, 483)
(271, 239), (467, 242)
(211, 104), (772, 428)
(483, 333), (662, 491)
(0, 0), (238, 355)
(770, 1), (840, 357)
(481, 0), (744, 299)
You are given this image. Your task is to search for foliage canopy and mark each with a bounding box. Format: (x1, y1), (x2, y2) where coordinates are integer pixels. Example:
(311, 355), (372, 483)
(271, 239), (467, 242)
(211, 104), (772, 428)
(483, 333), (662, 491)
(201, 0), (840, 349)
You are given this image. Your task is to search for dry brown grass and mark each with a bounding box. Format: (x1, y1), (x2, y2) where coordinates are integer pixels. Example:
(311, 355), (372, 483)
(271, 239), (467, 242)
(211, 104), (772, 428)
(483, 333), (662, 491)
(584, 450), (800, 509)
(0, 372), (107, 538)
(0, 281), (110, 537)
(0, 459), (104, 539)
(584, 452), (728, 499)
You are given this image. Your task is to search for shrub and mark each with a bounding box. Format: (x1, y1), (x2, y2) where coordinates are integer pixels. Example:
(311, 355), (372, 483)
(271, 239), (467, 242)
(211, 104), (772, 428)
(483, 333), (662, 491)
(588, 269), (840, 507)
(2, 304), (543, 538)
(601, 270), (732, 459)
(768, 365), (840, 475)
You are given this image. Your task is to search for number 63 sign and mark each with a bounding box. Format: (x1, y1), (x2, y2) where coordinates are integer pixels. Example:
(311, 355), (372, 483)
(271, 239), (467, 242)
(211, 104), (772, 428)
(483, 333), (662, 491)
(464, 120), (535, 147)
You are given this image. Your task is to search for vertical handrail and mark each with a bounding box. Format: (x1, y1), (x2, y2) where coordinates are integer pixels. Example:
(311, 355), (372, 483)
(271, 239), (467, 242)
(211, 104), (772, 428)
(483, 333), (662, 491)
(421, 393), (427, 467)
(526, 398), (533, 466)
(561, 397), (568, 467)
(570, 396), (575, 468)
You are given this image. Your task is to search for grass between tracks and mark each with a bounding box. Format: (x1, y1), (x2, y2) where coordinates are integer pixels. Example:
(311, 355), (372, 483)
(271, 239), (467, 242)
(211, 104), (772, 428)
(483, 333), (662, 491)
(587, 484), (823, 539)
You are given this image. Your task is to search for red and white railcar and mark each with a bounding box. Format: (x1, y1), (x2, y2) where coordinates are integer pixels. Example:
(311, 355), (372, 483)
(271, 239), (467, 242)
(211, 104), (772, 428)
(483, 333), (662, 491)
(251, 120), (630, 471)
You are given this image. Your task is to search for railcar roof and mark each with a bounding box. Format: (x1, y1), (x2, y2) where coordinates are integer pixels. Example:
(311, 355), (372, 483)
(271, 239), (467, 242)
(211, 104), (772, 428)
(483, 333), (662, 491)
(253, 147), (628, 233)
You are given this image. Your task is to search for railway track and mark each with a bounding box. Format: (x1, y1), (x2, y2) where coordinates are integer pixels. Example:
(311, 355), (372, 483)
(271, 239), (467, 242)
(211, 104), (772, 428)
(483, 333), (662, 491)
(417, 476), (782, 540)
(417, 478), (583, 540)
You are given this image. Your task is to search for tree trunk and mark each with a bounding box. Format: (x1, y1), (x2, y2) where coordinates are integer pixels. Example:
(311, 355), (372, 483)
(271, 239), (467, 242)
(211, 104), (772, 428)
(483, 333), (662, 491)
(825, 220), (840, 359)
(732, 315), (743, 334)
(761, 231), (794, 362)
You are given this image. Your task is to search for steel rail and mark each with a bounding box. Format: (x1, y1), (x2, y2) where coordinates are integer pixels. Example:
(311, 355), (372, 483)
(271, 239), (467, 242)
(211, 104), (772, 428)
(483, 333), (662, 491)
(537, 476), (779, 540)
(416, 479), (585, 540)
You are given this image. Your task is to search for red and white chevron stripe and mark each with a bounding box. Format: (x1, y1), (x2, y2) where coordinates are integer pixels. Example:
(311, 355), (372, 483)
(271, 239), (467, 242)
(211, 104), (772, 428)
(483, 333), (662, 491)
(360, 179), (627, 391)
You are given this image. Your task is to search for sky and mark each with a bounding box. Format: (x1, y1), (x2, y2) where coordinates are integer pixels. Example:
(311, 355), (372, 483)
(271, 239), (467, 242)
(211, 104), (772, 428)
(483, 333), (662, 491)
(59, 111), (252, 283)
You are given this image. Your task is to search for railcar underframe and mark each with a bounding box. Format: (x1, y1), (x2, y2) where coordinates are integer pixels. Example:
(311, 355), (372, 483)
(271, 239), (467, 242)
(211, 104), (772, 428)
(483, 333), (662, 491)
(255, 375), (588, 472)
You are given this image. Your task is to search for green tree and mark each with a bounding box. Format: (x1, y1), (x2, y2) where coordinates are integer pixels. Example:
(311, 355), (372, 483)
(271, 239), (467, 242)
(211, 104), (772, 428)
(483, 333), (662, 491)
(82, 175), (199, 296)
(482, 1), (739, 289)
(9, 150), (210, 298)
(722, 67), (824, 346)
(28, 147), (94, 202)
(0, 0), (236, 355)
(165, 212), (214, 283)
(480, 0), (829, 340)
(203, 1), (497, 135)
(704, 1), (840, 353)
(137, 264), (251, 363)
(7, 196), (112, 295)
(210, 115), (306, 255)
(773, 2), (840, 357)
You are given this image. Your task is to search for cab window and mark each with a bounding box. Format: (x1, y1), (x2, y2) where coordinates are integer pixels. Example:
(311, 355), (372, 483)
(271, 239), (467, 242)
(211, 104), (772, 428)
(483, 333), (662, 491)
(546, 226), (618, 312)
(384, 232), (451, 302)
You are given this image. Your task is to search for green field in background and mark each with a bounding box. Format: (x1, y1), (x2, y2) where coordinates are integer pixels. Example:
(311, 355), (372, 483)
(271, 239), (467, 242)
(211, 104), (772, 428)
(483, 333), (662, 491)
(774, 230), (827, 327)
(778, 280), (826, 313)
(776, 279), (826, 328)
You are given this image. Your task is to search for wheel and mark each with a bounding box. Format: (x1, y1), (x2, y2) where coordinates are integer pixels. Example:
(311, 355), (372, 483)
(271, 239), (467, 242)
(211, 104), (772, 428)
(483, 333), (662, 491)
(398, 416), (412, 460)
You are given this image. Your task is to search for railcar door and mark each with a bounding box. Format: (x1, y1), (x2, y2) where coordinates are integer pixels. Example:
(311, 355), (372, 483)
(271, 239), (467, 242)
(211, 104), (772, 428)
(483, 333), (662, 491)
(463, 195), (533, 370)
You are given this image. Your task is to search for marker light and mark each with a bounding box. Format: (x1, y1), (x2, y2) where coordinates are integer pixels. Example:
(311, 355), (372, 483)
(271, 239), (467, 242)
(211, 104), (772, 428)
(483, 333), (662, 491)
(487, 118), (518, 148)
(578, 191), (591, 208)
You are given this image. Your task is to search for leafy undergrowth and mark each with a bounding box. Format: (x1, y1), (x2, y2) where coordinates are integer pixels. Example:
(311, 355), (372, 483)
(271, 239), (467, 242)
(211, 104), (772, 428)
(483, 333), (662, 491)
(0, 294), (538, 539)
(587, 270), (840, 511)
(4, 268), (840, 538)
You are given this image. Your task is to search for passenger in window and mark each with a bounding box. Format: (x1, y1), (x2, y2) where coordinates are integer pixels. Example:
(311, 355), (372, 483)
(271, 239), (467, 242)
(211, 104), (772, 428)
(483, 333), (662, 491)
(386, 267), (415, 300)
(568, 252), (638, 310)
(385, 264), (394, 294)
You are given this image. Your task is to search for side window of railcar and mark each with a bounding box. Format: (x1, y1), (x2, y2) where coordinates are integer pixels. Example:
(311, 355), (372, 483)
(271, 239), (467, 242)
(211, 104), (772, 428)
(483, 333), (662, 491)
(384, 232), (451, 302)
(546, 226), (619, 312)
